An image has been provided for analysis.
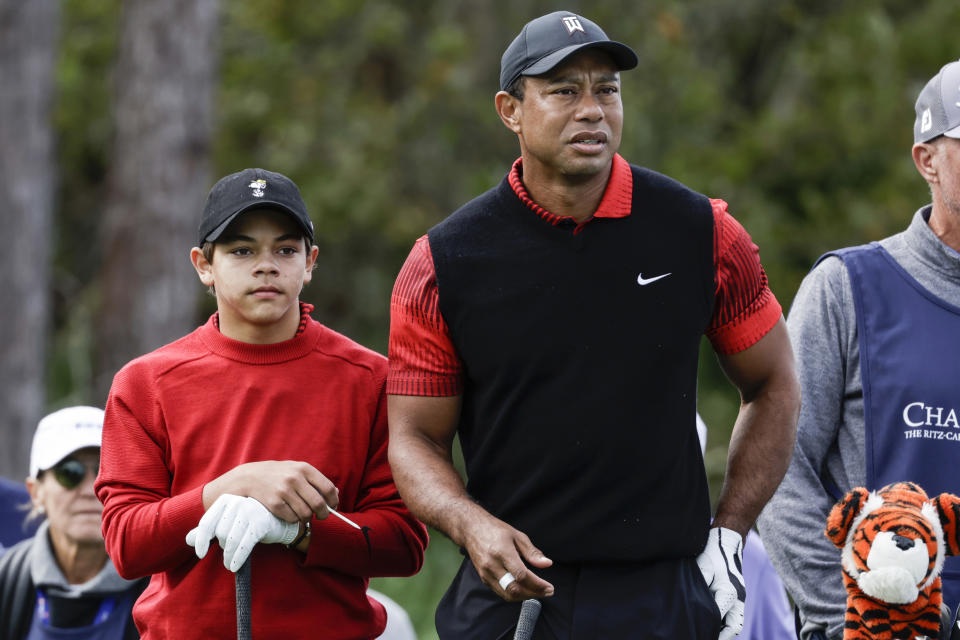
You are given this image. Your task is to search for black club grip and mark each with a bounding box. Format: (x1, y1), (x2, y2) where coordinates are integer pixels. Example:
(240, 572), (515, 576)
(236, 558), (252, 640)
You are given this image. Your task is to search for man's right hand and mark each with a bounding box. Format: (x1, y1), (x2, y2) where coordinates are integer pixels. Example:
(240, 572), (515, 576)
(387, 395), (553, 601)
(463, 514), (554, 602)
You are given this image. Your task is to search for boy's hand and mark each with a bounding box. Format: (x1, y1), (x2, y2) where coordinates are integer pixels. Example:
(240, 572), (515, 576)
(202, 460), (339, 522)
(186, 494), (300, 572)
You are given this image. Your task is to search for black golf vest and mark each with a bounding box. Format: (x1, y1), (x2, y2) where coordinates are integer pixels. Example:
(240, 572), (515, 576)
(428, 165), (715, 563)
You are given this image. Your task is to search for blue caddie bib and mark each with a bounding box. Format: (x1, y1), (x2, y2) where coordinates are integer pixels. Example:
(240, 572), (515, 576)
(830, 243), (960, 613)
(26, 590), (132, 640)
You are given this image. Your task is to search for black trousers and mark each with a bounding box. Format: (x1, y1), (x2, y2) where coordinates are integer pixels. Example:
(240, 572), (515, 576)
(436, 555), (722, 639)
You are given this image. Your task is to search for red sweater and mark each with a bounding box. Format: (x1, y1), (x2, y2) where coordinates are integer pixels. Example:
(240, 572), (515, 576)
(96, 313), (428, 639)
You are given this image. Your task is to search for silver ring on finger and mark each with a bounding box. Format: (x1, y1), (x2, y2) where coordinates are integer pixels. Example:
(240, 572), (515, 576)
(498, 572), (516, 590)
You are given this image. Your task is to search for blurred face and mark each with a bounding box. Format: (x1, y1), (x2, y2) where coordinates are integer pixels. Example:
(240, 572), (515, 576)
(505, 49), (623, 183)
(28, 447), (103, 545)
(191, 209), (318, 343)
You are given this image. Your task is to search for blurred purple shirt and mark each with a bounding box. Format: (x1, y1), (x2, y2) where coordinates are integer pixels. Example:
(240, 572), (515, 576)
(742, 530), (794, 640)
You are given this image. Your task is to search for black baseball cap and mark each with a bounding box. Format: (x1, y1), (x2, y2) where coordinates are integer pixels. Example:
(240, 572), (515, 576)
(198, 168), (314, 246)
(499, 11), (638, 92)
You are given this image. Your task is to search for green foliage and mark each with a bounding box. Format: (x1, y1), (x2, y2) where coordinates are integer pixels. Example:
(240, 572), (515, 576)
(47, 0), (120, 403)
(370, 529), (460, 640)
(47, 0), (960, 635)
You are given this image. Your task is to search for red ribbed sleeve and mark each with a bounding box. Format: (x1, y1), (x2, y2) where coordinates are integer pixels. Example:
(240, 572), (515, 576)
(706, 199), (783, 354)
(387, 236), (463, 396)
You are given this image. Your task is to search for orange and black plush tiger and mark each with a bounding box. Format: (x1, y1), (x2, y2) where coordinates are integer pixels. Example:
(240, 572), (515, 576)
(825, 481), (960, 640)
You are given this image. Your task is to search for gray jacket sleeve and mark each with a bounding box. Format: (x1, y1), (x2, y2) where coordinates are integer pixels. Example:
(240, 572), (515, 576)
(757, 256), (860, 640)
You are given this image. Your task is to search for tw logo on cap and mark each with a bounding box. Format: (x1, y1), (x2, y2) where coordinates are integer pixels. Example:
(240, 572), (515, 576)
(249, 179), (266, 197)
(921, 108), (933, 134)
(561, 15), (584, 35)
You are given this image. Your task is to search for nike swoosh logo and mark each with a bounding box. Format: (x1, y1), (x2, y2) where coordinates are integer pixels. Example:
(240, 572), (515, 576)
(637, 272), (672, 286)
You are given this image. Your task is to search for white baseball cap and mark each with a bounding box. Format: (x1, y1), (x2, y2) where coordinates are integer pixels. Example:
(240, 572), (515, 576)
(29, 406), (104, 478)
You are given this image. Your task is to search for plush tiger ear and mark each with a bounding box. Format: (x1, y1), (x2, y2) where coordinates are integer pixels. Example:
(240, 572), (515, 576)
(826, 487), (870, 548)
(932, 492), (960, 556)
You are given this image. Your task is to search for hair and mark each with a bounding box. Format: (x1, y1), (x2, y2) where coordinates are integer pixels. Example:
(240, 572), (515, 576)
(919, 135), (947, 200)
(24, 472), (46, 525)
(200, 241), (217, 297)
(22, 496), (42, 526)
(201, 241), (216, 265)
(935, 135), (956, 149)
(506, 76), (526, 100)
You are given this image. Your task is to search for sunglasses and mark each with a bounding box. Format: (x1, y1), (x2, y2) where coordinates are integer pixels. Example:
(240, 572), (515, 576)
(49, 458), (99, 490)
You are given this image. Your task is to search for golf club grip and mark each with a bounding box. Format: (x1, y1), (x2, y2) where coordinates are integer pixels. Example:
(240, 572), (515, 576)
(236, 558), (252, 640)
(513, 598), (541, 640)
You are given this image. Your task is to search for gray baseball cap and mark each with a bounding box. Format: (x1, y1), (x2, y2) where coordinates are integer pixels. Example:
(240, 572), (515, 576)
(499, 11), (638, 92)
(914, 59), (960, 143)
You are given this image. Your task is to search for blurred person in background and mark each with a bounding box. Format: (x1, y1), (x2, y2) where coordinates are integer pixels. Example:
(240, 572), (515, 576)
(0, 406), (146, 639)
(0, 477), (38, 553)
(369, 588), (417, 640)
(758, 58), (960, 640)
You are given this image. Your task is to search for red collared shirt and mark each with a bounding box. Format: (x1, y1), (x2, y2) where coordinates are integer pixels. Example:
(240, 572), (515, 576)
(388, 154), (781, 396)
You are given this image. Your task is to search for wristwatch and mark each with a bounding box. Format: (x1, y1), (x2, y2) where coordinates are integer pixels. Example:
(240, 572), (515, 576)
(287, 520), (311, 550)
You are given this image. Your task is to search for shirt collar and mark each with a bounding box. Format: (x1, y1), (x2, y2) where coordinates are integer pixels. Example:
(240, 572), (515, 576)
(508, 153), (633, 225)
(214, 302), (314, 335)
(913, 205), (960, 267)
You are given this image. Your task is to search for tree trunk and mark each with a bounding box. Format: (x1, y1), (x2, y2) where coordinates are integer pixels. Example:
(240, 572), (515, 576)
(0, 1), (60, 480)
(95, 0), (218, 401)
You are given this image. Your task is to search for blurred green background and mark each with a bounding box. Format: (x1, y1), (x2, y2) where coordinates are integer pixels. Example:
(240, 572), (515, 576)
(4, 1), (959, 637)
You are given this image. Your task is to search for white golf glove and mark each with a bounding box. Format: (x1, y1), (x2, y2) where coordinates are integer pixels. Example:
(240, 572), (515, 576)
(696, 526), (745, 640)
(185, 494), (300, 572)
